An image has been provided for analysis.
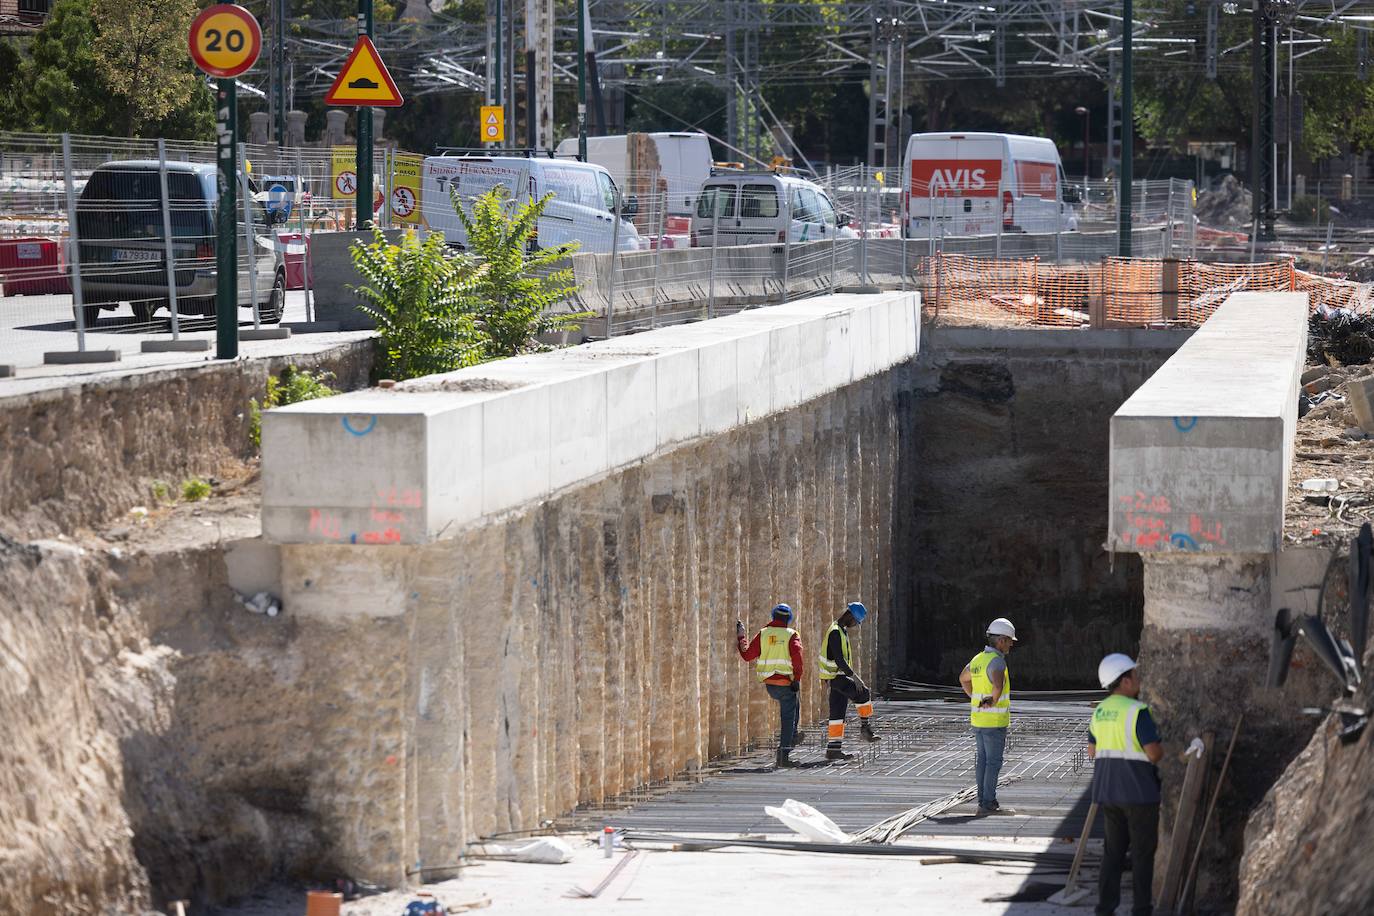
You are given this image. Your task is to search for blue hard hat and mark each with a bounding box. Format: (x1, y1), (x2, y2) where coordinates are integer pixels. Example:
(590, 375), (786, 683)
(772, 603), (794, 623)
(847, 602), (868, 623)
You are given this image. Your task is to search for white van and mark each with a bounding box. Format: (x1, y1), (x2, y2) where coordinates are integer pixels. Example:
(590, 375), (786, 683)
(421, 155), (643, 253)
(691, 173), (860, 247)
(555, 132), (713, 216)
(901, 132), (1077, 237)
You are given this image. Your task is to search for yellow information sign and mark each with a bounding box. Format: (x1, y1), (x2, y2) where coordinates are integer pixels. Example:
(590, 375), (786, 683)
(325, 35), (404, 107)
(480, 106), (506, 143)
(390, 153), (423, 224)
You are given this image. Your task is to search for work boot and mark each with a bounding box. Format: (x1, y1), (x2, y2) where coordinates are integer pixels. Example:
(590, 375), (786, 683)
(860, 721), (881, 743)
(775, 752), (799, 769)
(825, 747), (855, 761)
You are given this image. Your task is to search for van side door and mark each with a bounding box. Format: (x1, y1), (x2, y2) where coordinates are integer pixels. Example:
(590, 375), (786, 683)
(694, 184), (737, 246)
(737, 183), (781, 245)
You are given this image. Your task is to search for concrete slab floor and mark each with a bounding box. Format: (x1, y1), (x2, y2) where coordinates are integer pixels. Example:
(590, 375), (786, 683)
(208, 832), (1133, 916)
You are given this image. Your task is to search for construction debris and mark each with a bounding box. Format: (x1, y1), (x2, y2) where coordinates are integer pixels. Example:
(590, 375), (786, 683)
(621, 830), (1082, 864)
(849, 775), (1023, 844)
(1195, 174), (1253, 228)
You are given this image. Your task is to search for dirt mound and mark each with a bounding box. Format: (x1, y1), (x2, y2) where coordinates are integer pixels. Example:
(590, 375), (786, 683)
(0, 537), (157, 915)
(1196, 174), (1253, 228)
(1239, 671), (1374, 915)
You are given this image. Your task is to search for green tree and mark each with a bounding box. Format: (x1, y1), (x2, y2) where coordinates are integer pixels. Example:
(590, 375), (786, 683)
(451, 185), (587, 359)
(90, 0), (204, 136)
(15, 0), (119, 135)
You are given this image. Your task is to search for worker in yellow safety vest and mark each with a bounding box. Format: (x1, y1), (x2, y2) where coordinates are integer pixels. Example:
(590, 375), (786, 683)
(958, 617), (1017, 815)
(1089, 653), (1164, 916)
(737, 604), (806, 768)
(818, 602), (880, 761)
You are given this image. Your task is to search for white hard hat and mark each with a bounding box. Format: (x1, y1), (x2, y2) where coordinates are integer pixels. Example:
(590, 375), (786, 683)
(1098, 653), (1137, 689)
(986, 617), (1017, 641)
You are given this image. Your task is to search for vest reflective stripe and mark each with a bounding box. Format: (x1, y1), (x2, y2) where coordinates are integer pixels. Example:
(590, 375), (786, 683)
(755, 625), (798, 682)
(817, 621), (851, 681)
(969, 649), (1011, 728)
(1089, 694), (1150, 760)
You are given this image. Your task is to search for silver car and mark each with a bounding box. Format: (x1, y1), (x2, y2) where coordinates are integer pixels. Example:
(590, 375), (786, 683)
(75, 161), (285, 327)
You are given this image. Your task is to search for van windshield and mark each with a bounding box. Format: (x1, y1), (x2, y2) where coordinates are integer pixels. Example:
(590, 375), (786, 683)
(77, 168), (213, 242)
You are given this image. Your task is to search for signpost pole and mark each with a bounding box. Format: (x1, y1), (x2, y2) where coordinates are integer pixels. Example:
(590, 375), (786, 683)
(356, 0), (373, 230)
(216, 78), (239, 358)
(577, 0), (587, 161)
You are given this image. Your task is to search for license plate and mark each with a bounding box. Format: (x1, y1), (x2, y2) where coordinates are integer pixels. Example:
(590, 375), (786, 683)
(112, 248), (160, 263)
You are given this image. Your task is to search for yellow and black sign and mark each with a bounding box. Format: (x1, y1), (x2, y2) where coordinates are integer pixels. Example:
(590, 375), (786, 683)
(480, 106), (506, 143)
(325, 35), (404, 107)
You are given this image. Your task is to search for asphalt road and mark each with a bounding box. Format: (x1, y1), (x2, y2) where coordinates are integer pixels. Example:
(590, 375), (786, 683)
(0, 289), (377, 394)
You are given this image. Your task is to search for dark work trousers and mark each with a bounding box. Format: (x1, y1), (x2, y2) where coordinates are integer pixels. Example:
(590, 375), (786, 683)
(1097, 803), (1159, 916)
(764, 683), (800, 753)
(826, 675), (872, 749)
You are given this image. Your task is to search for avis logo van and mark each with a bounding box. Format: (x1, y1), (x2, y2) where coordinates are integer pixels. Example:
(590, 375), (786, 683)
(911, 159), (1003, 198)
(930, 168), (987, 192)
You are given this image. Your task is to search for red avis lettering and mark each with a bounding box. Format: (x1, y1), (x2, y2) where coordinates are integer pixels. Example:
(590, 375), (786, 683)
(911, 159), (1002, 198)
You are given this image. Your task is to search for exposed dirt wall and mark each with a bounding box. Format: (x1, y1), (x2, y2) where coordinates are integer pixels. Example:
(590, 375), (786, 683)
(0, 340), (373, 541)
(898, 330), (1188, 686)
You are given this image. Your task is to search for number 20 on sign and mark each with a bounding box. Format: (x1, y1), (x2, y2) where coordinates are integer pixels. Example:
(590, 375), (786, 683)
(188, 4), (262, 78)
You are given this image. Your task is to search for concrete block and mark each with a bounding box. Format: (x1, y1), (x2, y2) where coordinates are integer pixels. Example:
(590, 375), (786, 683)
(140, 339), (211, 353)
(796, 317), (829, 403)
(1345, 374), (1374, 433)
(224, 537), (282, 597)
(309, 230), (404, 330)
(426, 399), (485, 531)
(820, 311), (853, 394)
(735, 330), (771, 424)
(848, 305), (873, 381)
(44, 350), (121, 365)
(0, 364), (15, 378)
(1109, 292), (1308, 554)
(698, 338), (739, 435)
(240, 327), (292, 341)
(607, 358), (656, 468)
(769, 324), (802, 411)
(656, 348), (701, 448)
(482, 384), (551, 515)
(549, 370), (609, 491)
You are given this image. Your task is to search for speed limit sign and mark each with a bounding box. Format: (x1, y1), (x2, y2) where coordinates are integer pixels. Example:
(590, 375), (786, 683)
(188, 4), (262, 78)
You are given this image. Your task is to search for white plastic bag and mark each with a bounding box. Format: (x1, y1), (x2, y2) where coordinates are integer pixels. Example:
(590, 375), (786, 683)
(763, 798), (852, 844)
(484, 836), (575, 864)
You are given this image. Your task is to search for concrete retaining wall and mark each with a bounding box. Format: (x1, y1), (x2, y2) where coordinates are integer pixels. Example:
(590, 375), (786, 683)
(896, 326), (1194, 687)
(251, 292), (919, 883)
(262, 292), (919, 544)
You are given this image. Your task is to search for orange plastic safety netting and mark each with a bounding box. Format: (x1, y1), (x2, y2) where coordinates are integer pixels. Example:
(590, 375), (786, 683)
(920, 253), (1369, 327)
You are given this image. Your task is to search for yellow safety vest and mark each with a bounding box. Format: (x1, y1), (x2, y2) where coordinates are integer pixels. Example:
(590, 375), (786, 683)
(968, 649), (1010, 728)
(755, 625), (798, 682)
(1089, 694), (1151, 761)
(817, 621), (850, 681)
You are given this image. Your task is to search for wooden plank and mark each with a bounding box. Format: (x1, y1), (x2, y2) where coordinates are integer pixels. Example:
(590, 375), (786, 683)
(1158, 731), (1213, 914)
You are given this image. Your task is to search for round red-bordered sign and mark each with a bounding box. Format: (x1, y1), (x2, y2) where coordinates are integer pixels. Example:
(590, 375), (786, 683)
(188, 4), (262, 79)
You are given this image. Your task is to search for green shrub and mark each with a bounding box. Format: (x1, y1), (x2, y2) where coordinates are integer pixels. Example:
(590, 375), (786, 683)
(151, 480), (172, 503)
(181, 478), (211, 501)
(450, 184), (590, 359)
(1290, 194), (1330, 226)
(350, 227), (488, 381)
(249, 365), (338, 448)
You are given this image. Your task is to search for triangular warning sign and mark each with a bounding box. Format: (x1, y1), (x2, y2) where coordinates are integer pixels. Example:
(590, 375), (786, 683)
(325, 35), (403, 107)
(486, 113), (498, 124)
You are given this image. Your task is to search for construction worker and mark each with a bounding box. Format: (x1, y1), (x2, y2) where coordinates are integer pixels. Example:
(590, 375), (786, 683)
(1089, 654), (1164, 916)
(818, 602), (880, 760)
(959, 617), (1017, 814)
(736, 604), (806, 768)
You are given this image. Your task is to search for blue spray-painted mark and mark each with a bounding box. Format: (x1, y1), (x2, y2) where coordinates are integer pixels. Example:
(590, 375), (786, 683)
(1174, 416), (1197, 432)
(342, 415), (378, 436)
(1170, 532), (1199, 550)
(350, 533), (358, 544)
